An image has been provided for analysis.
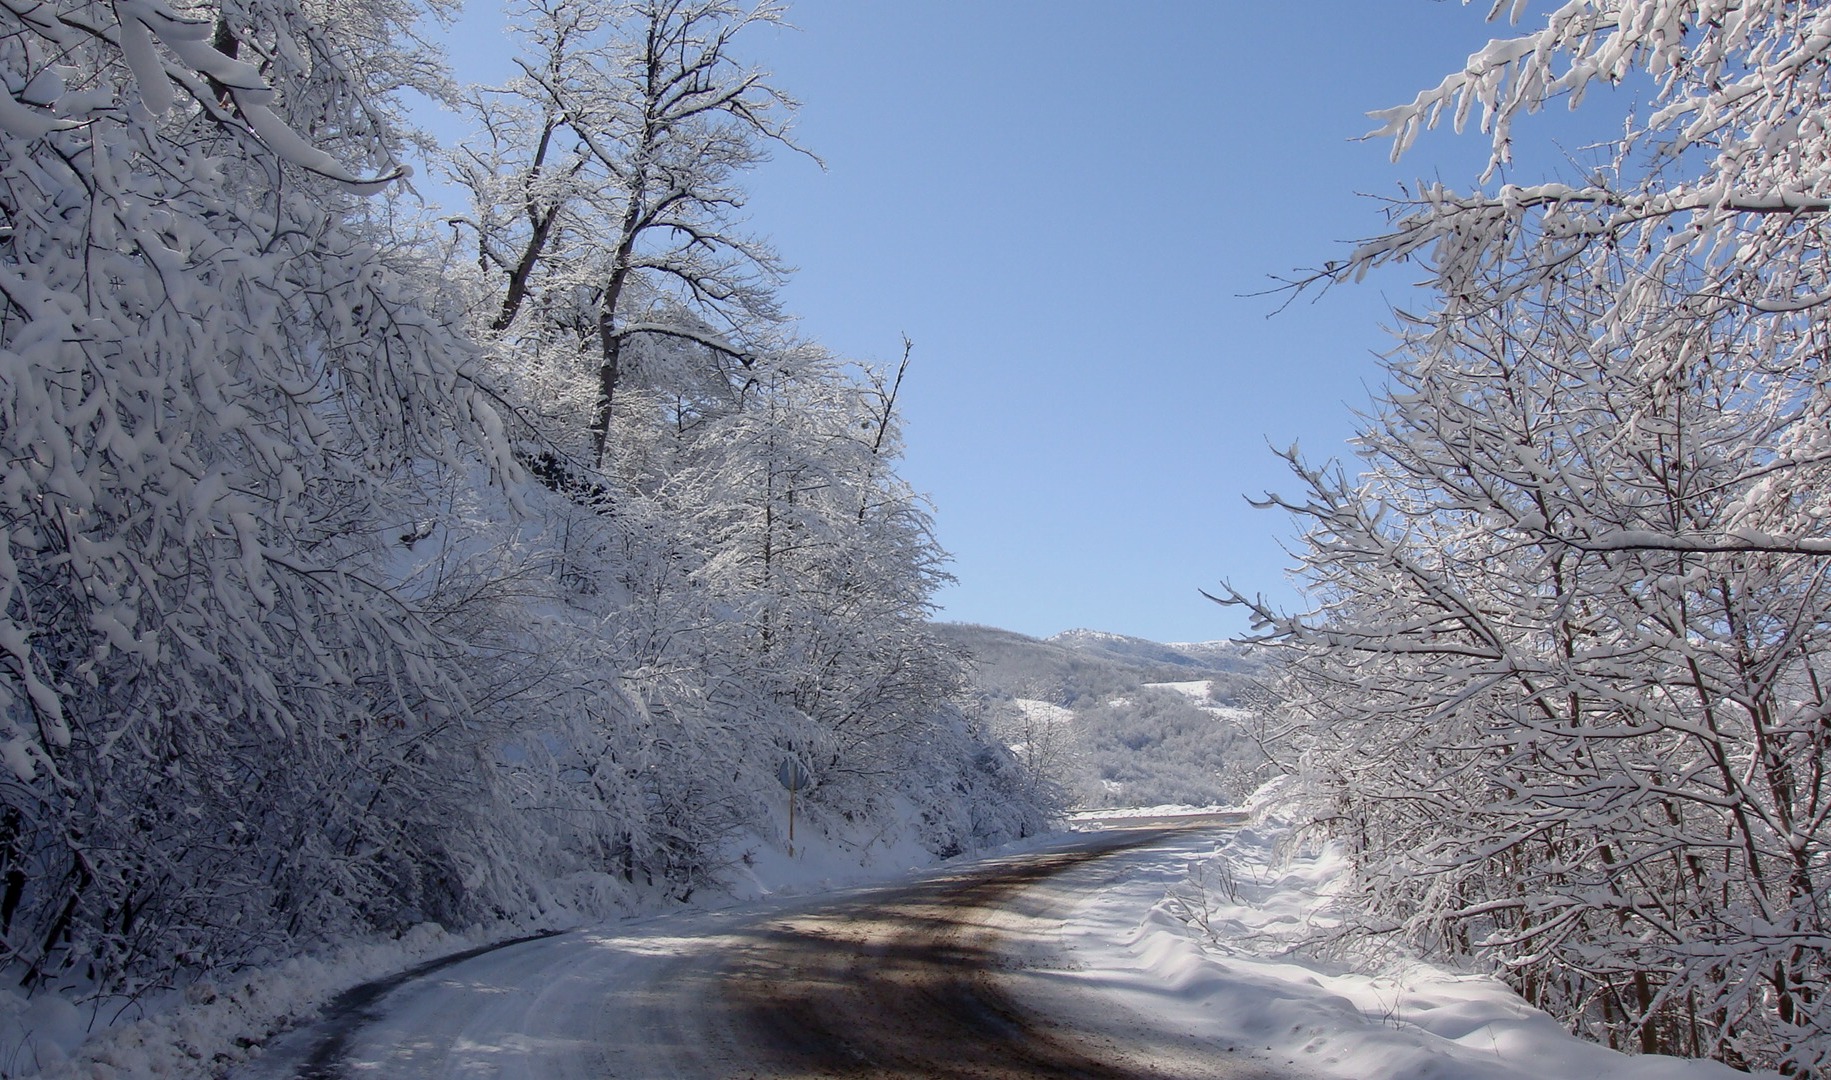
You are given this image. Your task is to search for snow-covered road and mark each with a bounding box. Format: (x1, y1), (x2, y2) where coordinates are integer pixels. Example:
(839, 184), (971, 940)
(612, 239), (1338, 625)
(220, 805), (1767, 1080)
(237, 822), (1298, 1079)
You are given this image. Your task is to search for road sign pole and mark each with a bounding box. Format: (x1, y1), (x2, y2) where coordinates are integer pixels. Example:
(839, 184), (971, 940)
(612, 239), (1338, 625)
(776, 755), (810, 858)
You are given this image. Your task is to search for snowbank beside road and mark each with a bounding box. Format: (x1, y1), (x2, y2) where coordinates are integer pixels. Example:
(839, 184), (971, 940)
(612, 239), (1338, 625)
(1066, 803), (1237, 822)
(1053, 789), (1771, 1080)
(11, 812), (974, 1080)
(8, 920), (548, 1080)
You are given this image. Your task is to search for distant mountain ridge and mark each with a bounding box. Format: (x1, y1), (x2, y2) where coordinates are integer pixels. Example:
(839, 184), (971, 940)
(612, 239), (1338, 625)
(934, 622), (1278, 807)
(1044, 629), (1260, 674)
(932, 624), (1249, 707)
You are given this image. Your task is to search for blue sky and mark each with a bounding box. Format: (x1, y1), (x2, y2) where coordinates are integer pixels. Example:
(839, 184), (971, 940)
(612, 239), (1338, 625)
(427, 1), (1604, 644)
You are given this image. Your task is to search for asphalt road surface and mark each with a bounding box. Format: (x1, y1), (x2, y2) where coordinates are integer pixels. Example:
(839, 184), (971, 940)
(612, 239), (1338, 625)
(241, 818), (1305, 1079)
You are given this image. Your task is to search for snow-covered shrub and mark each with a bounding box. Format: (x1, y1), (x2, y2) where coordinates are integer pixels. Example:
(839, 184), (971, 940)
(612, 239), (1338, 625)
(0, 0), (1056, 1037)
(0, 0), (522, 994)
(1220, 3), (1831, 1071)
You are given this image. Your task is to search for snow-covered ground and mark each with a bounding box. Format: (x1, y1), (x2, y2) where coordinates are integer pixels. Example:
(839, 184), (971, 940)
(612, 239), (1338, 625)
(1052, 792), (1768, 1080)
(1144, 678), (1258, 724)
(1066, 803), (1237, 822)
(8, 816), (947, 1080)
(16, 790), (1771, 1079)
(1145, 679), (1217, 701)
(1009, 697), (1077, 726)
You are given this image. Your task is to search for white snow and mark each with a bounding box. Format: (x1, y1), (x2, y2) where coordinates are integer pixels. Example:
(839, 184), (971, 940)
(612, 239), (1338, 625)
(1142, 679), (1256, 724)
(1009, 697), (1076, 726)
(1144, 679), (1214, 700)
(1046, 784), (1772, 1080)
(1065, 803), (1236, 822)
(11, 921), (553, 1079)
(9, 814), (943, 1080)
(716, 798), (956, 903)
(22, 791), (1772, 1079)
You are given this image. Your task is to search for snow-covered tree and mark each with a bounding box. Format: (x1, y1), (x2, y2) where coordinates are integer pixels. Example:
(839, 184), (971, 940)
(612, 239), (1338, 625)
(438, 0), (1046, 883)
(679, 348), (952, 738)
(0, 0), (1056, 1010)
(448, 0), (800, 465)
(1307, 0), (1831, 561)
(1223, 3), (1831, 1072)
(0, 0), (526, 992)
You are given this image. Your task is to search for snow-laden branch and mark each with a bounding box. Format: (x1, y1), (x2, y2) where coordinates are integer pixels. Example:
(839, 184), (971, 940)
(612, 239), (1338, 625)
(1563, 529), (1831, 556)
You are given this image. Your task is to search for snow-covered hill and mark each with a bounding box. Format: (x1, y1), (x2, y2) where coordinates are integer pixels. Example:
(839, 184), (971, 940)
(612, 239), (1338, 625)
(1045, 629), (1262, 674)
(935, 623), (1280, 808)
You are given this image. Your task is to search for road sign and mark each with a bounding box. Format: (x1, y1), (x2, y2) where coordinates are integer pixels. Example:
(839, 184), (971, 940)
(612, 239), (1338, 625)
(776, 756), (811, 792)
(777, 756), (810, 857)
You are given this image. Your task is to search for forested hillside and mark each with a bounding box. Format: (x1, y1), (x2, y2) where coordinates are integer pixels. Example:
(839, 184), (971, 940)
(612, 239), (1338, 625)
(936, 625), (1279, 808)
(0, 0), (1051, 1013)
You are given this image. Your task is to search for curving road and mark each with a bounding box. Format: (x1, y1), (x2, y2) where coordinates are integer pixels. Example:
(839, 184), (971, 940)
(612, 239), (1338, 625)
(240, 820), (1304, 1079)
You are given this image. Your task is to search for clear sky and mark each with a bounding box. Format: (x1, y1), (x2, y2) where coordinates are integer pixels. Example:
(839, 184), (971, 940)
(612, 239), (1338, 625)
(425, 1), (1603, 644)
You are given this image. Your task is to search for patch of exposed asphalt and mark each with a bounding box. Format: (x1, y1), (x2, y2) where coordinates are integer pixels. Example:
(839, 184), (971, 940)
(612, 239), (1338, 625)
(716, 827), (1288, 1078)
